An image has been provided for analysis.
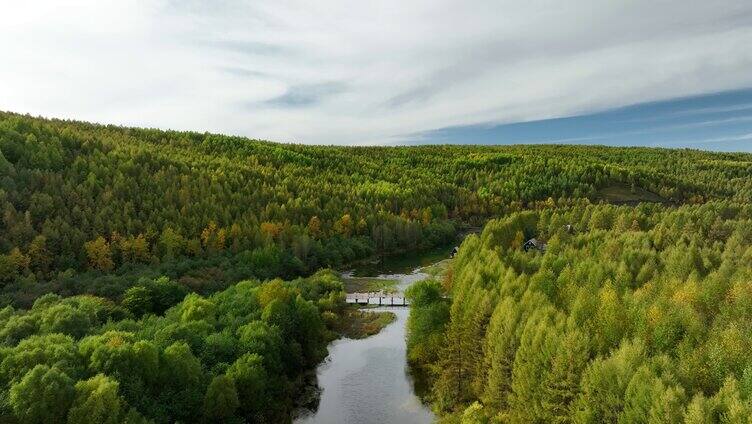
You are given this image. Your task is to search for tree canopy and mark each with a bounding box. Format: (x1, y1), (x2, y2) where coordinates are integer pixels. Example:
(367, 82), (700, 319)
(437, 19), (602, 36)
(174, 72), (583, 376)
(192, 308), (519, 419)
(409, 200), (752, 422)
(3, 111), (750, 308)
(0, 270), (344, 423)
(3, 111), (752, 422)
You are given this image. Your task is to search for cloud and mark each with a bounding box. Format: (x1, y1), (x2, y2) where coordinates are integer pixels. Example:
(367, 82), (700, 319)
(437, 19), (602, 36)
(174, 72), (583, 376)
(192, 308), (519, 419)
(263, 82), (346, 108)
(653, 132), (752, 152)
(663, 132), (752, 146)
(669, 103), (752, 117)
(202, 39), (291, 57)
(1, 0), (752, 145)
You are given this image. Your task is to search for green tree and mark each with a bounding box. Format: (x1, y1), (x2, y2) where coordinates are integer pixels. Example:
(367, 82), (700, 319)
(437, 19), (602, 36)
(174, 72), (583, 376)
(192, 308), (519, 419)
(573, 340), (645, 423)
(203, 374), (240, 420)
(67, 374), (121, 424)
(180, 294), (217, 323)
(227, 353), (268, 417)
(10, 365), (75, 424)
(121, 285), (153, 317)
(159, 227), (185, 258)
(27, 235), (52, 275)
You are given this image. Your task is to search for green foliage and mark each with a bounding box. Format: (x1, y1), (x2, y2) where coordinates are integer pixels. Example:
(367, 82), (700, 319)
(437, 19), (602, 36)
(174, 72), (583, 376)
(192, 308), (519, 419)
(405, 279), (450, 370)
(4, 111), (752, 422)
(203, 375), (239, 420)
(121, 286), (153, 317)
(67, 374), (122, 424)
(0, 271), (343, 423)
(10, 365), (75, 424)
(227, 353), (268, 417)
(4, 111), (750, 308)
(413, 202), (752, 421)
(180, 294), (217, 323)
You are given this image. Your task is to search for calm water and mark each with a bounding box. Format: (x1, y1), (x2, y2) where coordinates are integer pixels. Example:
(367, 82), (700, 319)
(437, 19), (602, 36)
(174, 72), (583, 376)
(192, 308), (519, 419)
(295, 248), (450, 424)
(295, 307), (434, 424)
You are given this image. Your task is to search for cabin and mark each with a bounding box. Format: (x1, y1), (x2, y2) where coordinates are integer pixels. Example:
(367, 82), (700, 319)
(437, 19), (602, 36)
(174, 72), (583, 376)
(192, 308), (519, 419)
(523, 238), (547, 252)
(450, 246), (459, 258)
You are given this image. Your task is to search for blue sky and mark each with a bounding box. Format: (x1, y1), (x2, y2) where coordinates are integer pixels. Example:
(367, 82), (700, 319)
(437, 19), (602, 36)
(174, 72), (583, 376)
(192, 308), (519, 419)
(411, 88), (752, 152)
(2, 1), (752, 148)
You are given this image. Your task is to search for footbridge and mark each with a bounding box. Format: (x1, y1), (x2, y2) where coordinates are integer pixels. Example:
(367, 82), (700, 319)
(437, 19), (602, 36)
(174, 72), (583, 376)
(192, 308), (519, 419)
(345, 292), (411, 306)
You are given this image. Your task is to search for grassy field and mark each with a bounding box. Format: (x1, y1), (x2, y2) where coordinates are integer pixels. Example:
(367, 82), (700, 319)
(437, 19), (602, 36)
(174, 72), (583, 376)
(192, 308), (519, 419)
(341, 277), (398, 293)
(420, 259), (451, 279)
(592, 183), (668, 205)
(334, 309), (397, 339)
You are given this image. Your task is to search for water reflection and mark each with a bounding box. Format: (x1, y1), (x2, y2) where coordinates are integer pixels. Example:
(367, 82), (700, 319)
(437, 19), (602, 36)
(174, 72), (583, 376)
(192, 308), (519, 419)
(295, 308), (434, 424)
(295, 247), (448, 424)
(346, 244), (454, 278)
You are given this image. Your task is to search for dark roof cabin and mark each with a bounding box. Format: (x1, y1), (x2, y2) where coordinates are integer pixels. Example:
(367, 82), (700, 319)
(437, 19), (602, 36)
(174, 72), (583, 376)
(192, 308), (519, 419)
(523, 238), (547, 252)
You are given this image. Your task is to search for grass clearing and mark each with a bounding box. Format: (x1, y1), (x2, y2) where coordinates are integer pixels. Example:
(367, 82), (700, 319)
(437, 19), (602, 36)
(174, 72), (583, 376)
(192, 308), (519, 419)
(335, 308), (397, 339)
(593, 183), (668, 205)
(421, 259), (451, 279)
(342, 277), (398, 293)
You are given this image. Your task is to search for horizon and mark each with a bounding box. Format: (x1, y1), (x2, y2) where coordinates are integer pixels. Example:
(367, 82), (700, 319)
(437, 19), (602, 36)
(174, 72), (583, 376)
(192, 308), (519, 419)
(5, 104), (752, 155)
(2, 1), (752, 150)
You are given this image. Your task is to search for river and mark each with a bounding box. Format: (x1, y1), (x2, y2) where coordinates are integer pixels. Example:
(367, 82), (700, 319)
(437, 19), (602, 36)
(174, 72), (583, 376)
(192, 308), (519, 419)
(295, 246), (452, 424)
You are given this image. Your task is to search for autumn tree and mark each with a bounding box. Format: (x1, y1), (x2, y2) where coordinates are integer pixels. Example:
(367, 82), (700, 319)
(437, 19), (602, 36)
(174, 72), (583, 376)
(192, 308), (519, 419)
(84, 237), (114, 271)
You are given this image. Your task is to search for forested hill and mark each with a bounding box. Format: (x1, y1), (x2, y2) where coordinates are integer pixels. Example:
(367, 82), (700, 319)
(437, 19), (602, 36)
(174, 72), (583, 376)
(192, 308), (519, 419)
(1, 111), (752, 306)
(407, 201), (752, 421)
(1, 111), (752, 423)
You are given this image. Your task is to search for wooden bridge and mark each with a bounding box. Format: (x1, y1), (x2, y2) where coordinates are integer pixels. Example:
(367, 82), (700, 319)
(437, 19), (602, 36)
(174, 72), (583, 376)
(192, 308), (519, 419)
(345, 292), (410, 306)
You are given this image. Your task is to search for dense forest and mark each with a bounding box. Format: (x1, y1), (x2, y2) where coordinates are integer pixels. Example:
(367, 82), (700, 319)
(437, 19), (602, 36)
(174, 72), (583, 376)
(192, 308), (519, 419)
(407, 200), (752, 422)
(0, 270), (344, 423)
(2, 111), (750, 308)
(2, 111), (752, 423)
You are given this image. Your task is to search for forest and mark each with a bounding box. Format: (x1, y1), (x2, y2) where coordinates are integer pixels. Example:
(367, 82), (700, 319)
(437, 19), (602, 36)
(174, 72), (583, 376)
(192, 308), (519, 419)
(2, 110), (752, 422)
(407, 200), (752, 422)
(0, 269), (344, 423)
(2, 111), (749, 308)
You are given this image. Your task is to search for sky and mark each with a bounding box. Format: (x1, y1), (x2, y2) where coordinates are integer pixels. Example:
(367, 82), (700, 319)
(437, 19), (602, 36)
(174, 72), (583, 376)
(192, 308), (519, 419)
(414, 89), (752, 152)
(1, 1), (752, 150)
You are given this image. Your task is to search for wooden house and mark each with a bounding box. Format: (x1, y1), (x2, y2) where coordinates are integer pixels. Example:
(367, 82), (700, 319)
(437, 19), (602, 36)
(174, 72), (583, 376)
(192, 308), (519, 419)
(523, 238), (547, 252)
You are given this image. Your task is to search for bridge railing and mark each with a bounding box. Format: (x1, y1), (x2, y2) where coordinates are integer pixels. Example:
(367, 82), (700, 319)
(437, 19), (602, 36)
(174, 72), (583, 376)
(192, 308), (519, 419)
(345, 292), (410, 306)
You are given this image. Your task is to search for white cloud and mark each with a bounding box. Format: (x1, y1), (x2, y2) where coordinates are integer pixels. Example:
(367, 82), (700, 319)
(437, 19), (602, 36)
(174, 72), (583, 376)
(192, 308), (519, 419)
(1, 0), (752, 144)
(659, 132), (752, 146)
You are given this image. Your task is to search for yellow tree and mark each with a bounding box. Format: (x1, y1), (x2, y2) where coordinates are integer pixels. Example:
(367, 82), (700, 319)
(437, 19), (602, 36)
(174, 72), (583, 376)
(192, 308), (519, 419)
(201, 221), (218, 249)
(334, 214), (352, 237)
(201, 221), (226, 252)
(28, 235), (51, 275)
(307, 216), (322, 238)
(260, 222), (282, 241)
(421, 208), (432, 225)
(84, 237), (114, 271)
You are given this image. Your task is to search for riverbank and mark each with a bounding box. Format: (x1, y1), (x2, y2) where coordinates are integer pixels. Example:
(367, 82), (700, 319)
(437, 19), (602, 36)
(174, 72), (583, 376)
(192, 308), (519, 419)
(340, 228), (474, 278)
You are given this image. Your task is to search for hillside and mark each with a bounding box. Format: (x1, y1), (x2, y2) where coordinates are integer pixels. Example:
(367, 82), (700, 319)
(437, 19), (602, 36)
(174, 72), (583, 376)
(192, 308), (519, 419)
(2, 111), (752, 422)
(407, 201), (752, 422)
(2, 111), (751, 307)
